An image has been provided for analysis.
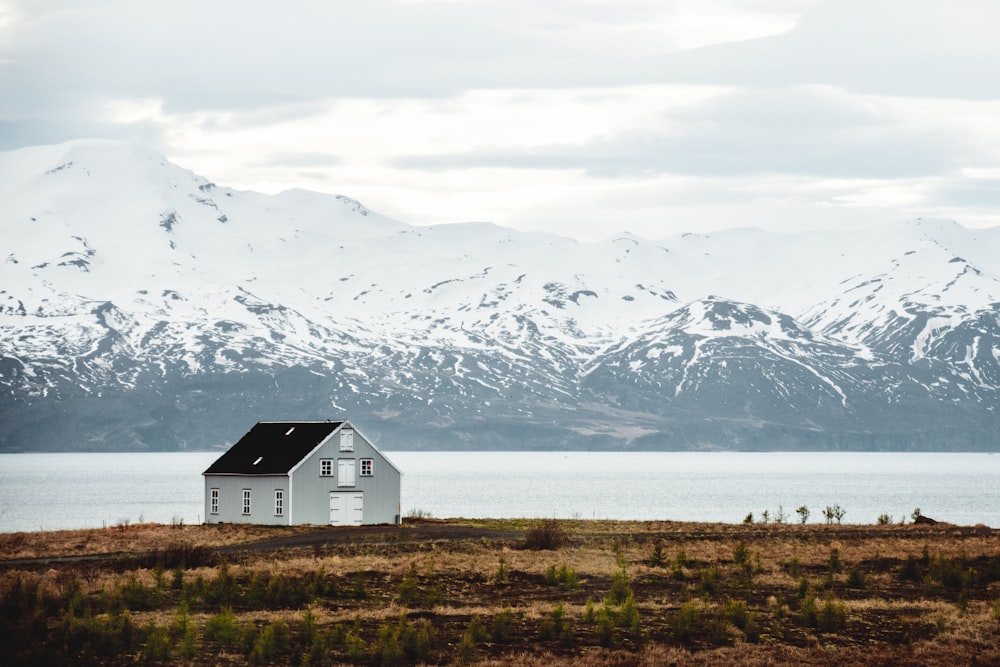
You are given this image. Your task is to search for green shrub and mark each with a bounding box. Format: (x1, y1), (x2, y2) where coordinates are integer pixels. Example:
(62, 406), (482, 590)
(456, 631), (478, 665)
(609, 563), (632, 605)
(799, 593), (818, 627)
(674, 600), (701, 643)
(722, 599), (750, 630)
(171, 600), (191, 639)
(465, 615), (490, 643)
(537, 603), (573, 646)
(205, 563), (238, 607)
(121, 575), (154, 611)
(545, 563), (579, 590)
(298, 609), (318, 650)
(816, 597), (848, 632)
(456, 616), (489, 664)
(560, 564), (578, 589)
(171, 567), (184, 591)
(494, 555), (509, 585)
(374, 613), (435, 665)
(732, 541), (750, 566)
(373, 621), (404, 666)
(596, 604), (616, 647)
(648, 541), (667, 568)
(708, 612), (733, 646)
(204, 606), (241, 648)
(53, 609), (140, 660)
(669, 548), (690, 581)
(796, 505), (810, 524)
(774, 505), (788, 524)
(927, 553), (967, 590)
(351, 572), (367, 599)
(743, 612), (761, 643)
(846, 566), (866, 589)
(697, 566), (721, 596)
(490, 607), (516, 643)
(248, 621), (290, 666)
(397, 564), (420, 606)
(797, 577), (809, 600)
(345, 629), (366, 661)
(142, 622), (172, 662)
(899, 555), (922, 582)
(583, 599), (596, 623)
(827, 547), (842, 573)
(303, 627), (337, 667)
(771, 594), (788, 621)
(617, 592), (642, 639)
(177, 623), (198, 660)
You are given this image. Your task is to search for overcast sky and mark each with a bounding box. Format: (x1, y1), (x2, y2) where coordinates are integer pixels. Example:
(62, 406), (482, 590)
(2, 0), (999, 241)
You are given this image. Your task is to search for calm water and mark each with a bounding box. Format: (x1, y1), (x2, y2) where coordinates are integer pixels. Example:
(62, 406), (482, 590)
(1, 451), (998, 533)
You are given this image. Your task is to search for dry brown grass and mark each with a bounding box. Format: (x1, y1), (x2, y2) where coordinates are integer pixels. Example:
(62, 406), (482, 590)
(2, 519), (1000, 665)
(0, 521), (319, 560)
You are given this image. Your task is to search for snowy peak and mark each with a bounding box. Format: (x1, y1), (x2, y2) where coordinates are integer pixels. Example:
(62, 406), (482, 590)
(1, 141), (999, 451)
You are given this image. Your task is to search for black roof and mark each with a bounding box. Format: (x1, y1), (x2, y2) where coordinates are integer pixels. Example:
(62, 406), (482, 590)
(203, 421), (345, 475)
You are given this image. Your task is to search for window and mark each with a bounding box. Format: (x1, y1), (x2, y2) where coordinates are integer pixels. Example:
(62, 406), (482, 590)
(274, 489), (284, 516)
(320, 458), (333, 476)
(242, 489), (252, 515)
(360, 458), (374, 477)
(340, 429), (354, 452)
(338, 459), (356, 487)
(210, 488), (219, 514)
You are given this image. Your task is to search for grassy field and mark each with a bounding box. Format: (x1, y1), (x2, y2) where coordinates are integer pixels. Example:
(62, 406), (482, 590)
(2, 517), (1000, 665)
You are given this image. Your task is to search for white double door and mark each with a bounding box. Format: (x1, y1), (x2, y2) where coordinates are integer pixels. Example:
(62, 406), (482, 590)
(330, 491), (364, 526)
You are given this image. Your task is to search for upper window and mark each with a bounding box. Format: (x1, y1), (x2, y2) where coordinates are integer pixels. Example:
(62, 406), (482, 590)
(320, 458), (333, 476)
(242, 489), (252, 515)
(210, 488), (219, 514)
(274, 489), (284, 516)
(360, 458), (374, 477)
(340, 429), (354, 452)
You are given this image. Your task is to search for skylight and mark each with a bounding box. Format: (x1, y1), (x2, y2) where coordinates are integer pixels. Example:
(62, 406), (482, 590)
(252, 456), (263, 465)
(285, 427), (295, 436)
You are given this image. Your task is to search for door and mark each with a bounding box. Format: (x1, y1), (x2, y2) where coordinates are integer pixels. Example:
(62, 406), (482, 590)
(330, 492), (364, 526)
(338, 459), (356, 487)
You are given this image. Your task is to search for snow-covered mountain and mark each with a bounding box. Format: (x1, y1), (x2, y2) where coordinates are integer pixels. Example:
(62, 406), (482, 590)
(2, 140), (999, 451)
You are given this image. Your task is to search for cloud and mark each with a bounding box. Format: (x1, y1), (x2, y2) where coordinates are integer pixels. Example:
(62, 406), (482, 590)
(0, 0), (679, 116)
(654, 0), (1000, 99)
(1, 0), (999, 241)
(394, 87), (976, 179)
(0, 116), (162, 151)
(251, 152), (342, 168)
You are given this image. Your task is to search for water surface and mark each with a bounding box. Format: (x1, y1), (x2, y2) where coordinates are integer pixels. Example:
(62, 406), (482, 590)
(1, 451), (997, 532)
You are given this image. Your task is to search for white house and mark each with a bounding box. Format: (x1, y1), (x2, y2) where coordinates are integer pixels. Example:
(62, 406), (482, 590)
(203, 420), (402, 526)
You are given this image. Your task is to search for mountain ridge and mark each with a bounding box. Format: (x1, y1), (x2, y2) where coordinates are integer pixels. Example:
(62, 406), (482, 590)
(2, 140), (999, 451)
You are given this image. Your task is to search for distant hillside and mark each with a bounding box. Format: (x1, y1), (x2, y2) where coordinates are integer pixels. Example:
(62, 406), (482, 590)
(2, 140), (999, 451)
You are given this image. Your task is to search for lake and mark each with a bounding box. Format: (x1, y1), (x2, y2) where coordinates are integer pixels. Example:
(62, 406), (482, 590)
(1, 451), (998, 533)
